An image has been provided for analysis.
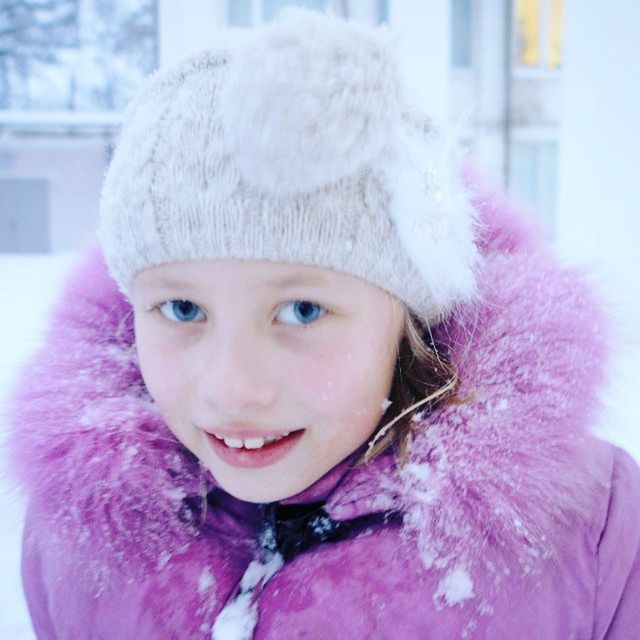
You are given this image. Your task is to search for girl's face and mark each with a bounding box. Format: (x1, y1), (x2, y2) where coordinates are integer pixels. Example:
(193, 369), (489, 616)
(131, 259), (404, 503)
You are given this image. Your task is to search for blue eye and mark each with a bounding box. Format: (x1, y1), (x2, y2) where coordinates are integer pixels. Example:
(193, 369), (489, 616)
(277, 300), (326, 326)
(158, 300), (206, 323)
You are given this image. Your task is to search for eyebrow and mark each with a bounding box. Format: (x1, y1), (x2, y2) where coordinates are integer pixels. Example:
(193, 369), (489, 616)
(138, 272), (329, 291)
(261, 273), (329, 289)
(138, 277), (197, 291)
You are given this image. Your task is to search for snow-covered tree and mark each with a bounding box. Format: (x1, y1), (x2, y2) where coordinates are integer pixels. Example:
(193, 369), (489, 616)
(0, 0), (156, 111)
(0, 0), (78, 108)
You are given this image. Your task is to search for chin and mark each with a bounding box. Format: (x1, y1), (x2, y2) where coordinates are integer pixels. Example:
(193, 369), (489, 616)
(217, 481), (302, 505)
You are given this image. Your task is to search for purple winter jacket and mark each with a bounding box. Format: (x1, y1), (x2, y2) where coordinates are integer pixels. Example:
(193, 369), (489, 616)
(7, 178), (640, 639)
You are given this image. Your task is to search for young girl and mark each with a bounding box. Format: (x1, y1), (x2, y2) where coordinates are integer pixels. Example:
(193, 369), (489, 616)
(8, 9), (640, 640)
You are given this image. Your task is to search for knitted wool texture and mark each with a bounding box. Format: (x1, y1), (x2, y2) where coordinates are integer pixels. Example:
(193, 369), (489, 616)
(98, 9), (479, 322)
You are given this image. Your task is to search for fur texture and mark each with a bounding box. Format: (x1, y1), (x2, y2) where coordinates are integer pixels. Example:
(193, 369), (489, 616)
(219, 8), (401, 195)
(379, 114), (480, 312)
(8, 177), (611, 602)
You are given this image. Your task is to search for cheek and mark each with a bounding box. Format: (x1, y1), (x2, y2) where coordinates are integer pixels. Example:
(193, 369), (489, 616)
(288, 333), (396, 427)
(135, 330), (190, 415)
(291, 340), (363, 397)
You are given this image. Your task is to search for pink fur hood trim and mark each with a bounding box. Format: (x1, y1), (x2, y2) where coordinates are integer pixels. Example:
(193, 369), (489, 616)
(6, 176), (612, 593)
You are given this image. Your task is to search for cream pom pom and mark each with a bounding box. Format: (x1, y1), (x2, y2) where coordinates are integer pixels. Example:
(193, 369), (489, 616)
(218, 8), (402, 195)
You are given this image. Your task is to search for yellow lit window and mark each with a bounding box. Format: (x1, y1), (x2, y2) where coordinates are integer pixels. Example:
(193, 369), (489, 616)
(514, 0), (562, 69)
(549, 0), (563, 68)
(516, 0), (540, 66)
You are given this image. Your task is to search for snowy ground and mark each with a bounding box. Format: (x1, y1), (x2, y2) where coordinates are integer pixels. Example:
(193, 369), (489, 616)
(0, 252), (80, 639)
(0, 251), (639, 637)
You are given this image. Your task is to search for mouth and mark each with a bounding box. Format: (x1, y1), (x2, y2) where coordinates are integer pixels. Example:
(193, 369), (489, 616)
(204, 429), (305, 469)
(210, 432), (293, 450)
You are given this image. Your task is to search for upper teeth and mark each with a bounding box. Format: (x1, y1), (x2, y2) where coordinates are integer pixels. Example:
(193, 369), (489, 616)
(214, 433), (290, 449)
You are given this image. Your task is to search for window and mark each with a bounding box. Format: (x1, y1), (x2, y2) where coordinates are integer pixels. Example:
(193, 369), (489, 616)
(0, 178), (49, 252)
(514, 0), (563, 69)
(509, 139), (558, 234)
(263, 0), (327, 22)
(229, 0), (329, 27)
(228, 0), (388, 27)
(451, 0), (473, 67)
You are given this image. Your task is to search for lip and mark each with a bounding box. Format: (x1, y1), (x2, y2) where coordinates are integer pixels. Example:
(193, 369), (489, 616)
(204, 429), (305, 469)
(203, 426), (301, 439)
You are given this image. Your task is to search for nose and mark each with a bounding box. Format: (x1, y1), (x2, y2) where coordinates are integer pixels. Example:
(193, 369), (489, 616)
(195, 330), (276, 414)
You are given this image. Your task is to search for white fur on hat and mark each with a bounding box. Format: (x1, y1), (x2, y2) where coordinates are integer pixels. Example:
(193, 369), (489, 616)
(380, 114), (479, 310)
(218, 8), (402, 195)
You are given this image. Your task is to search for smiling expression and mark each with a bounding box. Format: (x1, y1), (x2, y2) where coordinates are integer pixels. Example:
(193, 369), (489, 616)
(131, 258), (405, 503)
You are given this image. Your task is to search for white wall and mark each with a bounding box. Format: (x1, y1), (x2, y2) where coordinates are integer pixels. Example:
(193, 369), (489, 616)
(388, 0), (451, 123)
(557, 0), (640, 458)
(158, 0), (227, 68)
(557, 0), (640, 326)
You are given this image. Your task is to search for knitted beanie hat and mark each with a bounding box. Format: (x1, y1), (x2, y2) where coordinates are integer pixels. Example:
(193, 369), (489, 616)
(97, 8), (480, 323)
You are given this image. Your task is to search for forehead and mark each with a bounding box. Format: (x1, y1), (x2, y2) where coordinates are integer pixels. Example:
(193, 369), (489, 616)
(132, 258), (346, 293)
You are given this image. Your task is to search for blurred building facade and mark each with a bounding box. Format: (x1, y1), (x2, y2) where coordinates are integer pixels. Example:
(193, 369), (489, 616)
(1, 1), (639, 336)
(0, 0), (156, 252)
